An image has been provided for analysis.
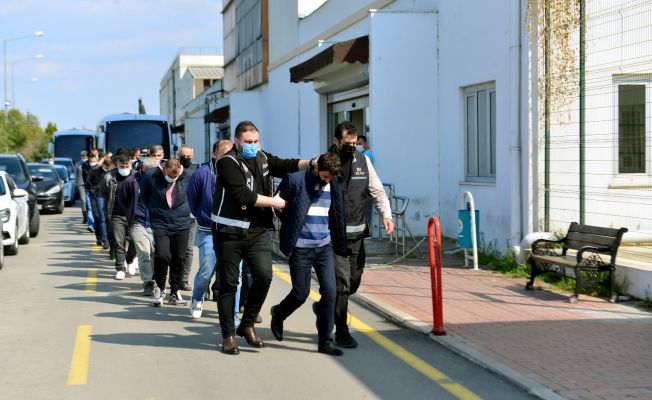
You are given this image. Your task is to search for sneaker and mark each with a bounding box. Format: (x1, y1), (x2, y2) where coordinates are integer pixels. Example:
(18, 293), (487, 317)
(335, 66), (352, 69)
(190, 299), (203, 319)
(126, 261), (137, 276)
(95, 240), (102, 246)
(335, 331), (358, 349)
(115, 270), (126, 280)
(152, 287), (162, 307)
(168, 291), (187, 306)
(102, 242), (110, 250)
(87, 226), (94, 233)
(142, 281), (155, 296)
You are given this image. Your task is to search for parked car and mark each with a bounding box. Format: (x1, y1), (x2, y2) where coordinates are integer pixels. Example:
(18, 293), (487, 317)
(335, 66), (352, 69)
(27, 163), (65, 214)
(0, 217), (4, 269)
(0, 154), (40, 237)
(0, 171), (30, 256)
(52, 164), (76, 206)
(42, 157), (76, 183)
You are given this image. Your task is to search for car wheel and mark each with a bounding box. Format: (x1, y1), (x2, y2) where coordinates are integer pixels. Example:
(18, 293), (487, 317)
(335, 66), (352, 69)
(5, 227), (18, 256)
(29, 208), (40, 238)
(18, 222), (30, 245)
(56, 198), (64, 214)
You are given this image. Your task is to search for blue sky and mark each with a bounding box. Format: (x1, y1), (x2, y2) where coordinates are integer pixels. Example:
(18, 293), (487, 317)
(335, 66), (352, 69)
(1, 0), (223, 131)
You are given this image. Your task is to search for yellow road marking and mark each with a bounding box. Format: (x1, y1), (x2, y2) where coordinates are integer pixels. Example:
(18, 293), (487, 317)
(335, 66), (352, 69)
(67, 325), (92, 385)
(91, 244), (100, 253)
(272, 266), (481, 400)
(85, 268), (97, 292)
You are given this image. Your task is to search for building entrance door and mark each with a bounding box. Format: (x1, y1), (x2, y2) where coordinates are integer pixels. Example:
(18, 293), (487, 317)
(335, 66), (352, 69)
(327, 89), (369, 150)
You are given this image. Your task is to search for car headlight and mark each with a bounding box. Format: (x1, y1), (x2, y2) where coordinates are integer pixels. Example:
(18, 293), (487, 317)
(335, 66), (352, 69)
(46, 185), (61, 194)
(0, 208), (9, 223)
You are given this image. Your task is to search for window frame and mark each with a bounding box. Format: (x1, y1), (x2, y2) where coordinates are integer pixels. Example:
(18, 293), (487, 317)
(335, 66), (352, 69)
(463, 82), (497, 183)
(610, 76), (652, 188)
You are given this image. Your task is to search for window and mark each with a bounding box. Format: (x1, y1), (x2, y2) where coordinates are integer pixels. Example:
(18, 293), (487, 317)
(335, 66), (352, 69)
(618, 84), (646, 173)
(464, 83), (496, 181)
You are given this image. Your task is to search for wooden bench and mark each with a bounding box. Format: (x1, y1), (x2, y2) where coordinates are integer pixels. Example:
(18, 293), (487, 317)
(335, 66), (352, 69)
(526, 222), (628, 302)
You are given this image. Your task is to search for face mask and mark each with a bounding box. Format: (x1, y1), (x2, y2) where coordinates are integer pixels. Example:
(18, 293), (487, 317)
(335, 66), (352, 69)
(179, 156), (193, 168)
(355, 145), (364, 152)
(90, 162), (98, 166)
(117, 168), (130, 177)
(340, 144), (356, 155)
(164, 174), (177, 184)
(241, 143), (258, 159)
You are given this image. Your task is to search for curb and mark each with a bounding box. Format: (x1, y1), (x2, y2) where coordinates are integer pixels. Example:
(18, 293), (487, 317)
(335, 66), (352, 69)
(352, 291), (569, 400)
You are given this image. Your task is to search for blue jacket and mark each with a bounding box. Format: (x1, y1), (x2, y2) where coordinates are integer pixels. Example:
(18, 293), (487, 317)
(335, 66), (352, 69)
(187, 160), (216, 230)
(141, 167), (192, 231)
(277, 169), (347, 258)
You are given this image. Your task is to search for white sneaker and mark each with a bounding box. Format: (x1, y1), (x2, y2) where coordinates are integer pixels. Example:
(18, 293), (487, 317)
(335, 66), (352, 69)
(115, 270), (126, 280)
(152, 287), (162, 307)
(168, 291), (187, 306)
(190, 299), (203, 319)
(127, 262), (137, 276)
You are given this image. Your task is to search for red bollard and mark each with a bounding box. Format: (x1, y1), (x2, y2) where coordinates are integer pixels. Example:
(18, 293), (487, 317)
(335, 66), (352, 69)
(428, 217), (446, 335)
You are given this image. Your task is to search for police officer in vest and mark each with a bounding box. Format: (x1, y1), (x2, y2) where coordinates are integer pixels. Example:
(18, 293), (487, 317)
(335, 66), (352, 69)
(212, 120), (312, 355)
(326, 121), (393, 349)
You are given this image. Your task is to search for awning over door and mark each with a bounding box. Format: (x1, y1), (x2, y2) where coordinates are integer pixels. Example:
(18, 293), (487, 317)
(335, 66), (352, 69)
(290, 35), (369, 83)
(204, 105), (230, 124)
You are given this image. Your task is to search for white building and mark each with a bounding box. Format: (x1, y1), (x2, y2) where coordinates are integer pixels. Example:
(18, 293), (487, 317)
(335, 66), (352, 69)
(222, 0), (535, 249)
(159, 50), (224, 162)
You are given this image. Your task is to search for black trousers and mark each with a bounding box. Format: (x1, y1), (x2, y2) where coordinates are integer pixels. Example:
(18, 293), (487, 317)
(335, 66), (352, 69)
(213, 230), (272, 338)
(153, 228), (190, 295)
(334, 237), (365, 332)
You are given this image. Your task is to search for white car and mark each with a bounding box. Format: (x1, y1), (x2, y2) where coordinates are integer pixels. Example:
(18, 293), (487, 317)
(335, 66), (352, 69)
(0, 171), (30, 256)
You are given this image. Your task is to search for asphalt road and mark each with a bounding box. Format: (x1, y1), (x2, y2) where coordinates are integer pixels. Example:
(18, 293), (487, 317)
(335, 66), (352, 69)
(0, 206), (537, 400)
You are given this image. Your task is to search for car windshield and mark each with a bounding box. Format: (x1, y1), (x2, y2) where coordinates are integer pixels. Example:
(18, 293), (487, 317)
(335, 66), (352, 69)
(0, 158), (28, 184)
(28, 165), (59, 182)
(53, 165), (69, 181)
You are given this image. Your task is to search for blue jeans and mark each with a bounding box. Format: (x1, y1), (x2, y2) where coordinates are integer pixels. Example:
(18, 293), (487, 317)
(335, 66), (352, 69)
(85, 191), (94, 229)
(94, 196), (109, 243)
(193, 229), (243, 314)
(192, 229), (217, 302)
(274, 244), (336, 345)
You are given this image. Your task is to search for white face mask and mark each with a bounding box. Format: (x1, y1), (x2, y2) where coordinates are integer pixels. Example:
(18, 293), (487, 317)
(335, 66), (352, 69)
(117, 168), (130, 177)
(355, 145), (364, 152)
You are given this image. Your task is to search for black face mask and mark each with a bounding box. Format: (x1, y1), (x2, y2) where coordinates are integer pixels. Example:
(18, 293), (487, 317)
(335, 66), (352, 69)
(318, 178), (329, 187)
(340, 144), (356, 156)
(179, 156), (193, 168)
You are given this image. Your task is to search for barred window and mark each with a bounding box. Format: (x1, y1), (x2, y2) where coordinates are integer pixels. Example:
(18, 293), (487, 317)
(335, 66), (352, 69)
(618, 84), (646, 174)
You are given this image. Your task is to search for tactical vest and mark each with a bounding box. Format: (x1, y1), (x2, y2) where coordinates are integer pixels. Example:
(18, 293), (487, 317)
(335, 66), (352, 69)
(342, 151), (370, 239)
(211, 150), (273, 236)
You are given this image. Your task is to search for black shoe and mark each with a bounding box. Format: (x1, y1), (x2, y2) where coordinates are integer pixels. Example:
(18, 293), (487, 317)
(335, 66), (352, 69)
(312, 301), (319, 317)
(82, 217), (87, 224)
(335, 331), (358, 348)
(142, 281), (155, 296)
(318, 342), (343, 356)
(270, 306), (283, 341)
(87, 226), (94, 233)
(102, 242), (110, 250)
(95, 240), (102, 246)
(181, 281), (192, 291)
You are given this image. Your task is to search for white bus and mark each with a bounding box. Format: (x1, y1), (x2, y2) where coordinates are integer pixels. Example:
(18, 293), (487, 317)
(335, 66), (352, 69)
(96, 114), (173, 158)
(47, 128), (97, 162)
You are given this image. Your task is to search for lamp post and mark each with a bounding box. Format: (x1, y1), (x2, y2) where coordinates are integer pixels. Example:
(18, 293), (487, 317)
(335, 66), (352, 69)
(3, 31), (44, 110)
(11, 54), (44, 108)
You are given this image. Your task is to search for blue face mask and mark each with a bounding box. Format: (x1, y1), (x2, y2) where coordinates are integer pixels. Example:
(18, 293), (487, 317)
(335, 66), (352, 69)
(241, 143), (258, 159)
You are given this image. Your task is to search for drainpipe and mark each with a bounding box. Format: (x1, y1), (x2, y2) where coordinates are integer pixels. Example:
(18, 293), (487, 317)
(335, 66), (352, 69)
(544, 0), (551, 231)
(579, 0), (586, 224)
(509, 0), (524, 247)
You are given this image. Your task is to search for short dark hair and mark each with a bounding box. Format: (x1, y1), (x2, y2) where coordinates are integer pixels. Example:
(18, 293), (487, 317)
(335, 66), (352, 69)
(165, 158), (182, 173)
(114, 153), (131, 166)
(357, 135), (368, 144)
(317, 152), (341, 176)
(334, 121), (358, 140)
(234, 121), (258, 139)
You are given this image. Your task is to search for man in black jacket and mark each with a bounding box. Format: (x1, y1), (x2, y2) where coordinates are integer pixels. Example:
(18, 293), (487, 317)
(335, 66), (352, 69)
(142, 158), (192, 306)
(211, 120), (311, 355)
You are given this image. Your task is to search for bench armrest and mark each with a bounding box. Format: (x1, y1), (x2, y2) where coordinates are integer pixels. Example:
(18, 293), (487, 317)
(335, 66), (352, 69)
(532, 238), (563, 256)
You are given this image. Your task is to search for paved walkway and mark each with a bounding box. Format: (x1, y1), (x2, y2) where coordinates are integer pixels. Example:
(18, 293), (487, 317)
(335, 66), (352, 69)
(354, 253), (652, 400)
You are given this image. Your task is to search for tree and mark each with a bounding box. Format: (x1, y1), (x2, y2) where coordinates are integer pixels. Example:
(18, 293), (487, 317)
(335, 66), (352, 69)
(0, 109), (52, 160)
(138, 98), (146, 114)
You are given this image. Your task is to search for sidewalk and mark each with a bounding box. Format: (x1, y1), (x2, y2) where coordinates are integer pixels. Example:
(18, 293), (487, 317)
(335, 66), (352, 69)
(354, 253), (652, 400)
